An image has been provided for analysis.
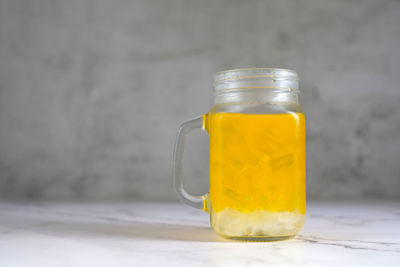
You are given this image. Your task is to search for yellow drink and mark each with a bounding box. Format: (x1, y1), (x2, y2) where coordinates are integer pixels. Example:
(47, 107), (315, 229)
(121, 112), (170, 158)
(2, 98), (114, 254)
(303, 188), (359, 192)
(206, 112), (305, 238)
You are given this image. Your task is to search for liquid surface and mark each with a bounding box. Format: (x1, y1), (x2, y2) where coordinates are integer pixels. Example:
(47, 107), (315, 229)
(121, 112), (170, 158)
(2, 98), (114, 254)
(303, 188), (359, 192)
(206, 112), (306, 238)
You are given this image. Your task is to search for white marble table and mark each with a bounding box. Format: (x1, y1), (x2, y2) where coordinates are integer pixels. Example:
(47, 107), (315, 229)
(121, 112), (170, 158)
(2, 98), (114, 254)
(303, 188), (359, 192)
(0, 201), (399, 267)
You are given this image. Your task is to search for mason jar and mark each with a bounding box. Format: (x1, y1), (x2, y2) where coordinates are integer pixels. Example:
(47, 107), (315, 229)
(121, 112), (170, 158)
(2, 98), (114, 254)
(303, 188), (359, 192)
(173, 68), (306, 241)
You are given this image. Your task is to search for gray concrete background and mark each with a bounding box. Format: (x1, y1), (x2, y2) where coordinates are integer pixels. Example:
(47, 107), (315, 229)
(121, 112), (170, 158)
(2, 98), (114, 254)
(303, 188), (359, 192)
(0, 0), (399, 200)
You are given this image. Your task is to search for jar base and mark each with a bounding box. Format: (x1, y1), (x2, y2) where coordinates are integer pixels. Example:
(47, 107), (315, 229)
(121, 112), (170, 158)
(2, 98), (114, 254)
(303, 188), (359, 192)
(225, 235), (296, 242)
(210, 208), (305, 241)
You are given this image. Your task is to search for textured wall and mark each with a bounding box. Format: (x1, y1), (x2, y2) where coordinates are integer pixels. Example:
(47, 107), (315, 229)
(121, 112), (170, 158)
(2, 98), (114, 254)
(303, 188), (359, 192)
(0, 0), (399, 200)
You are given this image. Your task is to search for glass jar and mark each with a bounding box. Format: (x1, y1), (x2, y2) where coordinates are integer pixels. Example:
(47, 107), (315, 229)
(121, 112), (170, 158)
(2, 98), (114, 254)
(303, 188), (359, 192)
(173, 68), (306, 241)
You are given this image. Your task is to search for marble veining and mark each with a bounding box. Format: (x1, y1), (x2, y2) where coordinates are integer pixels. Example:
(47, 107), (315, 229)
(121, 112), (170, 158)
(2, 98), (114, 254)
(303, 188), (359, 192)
(0, 201), (399, 266)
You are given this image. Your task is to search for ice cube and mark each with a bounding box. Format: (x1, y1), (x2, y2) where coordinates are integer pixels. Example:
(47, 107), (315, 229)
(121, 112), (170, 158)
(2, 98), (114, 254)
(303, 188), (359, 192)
(269, 154), (294, 170)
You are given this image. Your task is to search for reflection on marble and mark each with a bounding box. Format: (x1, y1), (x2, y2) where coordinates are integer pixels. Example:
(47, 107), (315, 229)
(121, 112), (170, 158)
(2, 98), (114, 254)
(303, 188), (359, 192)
(0, 201), (399, 266)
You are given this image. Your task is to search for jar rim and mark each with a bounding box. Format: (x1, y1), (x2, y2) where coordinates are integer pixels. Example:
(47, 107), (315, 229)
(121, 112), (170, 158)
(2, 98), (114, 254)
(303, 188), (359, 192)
(214, 68), (299, 92)
(214, 68), (298, 82)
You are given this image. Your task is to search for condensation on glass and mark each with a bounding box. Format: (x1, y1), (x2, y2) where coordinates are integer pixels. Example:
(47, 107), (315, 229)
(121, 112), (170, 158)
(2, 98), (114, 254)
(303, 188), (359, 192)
(173, 68), (306, 241)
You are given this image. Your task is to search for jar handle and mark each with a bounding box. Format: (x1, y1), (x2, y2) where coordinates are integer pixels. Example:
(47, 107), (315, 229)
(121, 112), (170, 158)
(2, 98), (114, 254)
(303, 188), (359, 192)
(173, 116), (208, 211)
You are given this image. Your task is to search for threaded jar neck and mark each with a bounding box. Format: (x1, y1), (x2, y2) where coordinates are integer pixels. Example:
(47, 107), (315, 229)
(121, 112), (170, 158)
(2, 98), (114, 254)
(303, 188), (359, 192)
(213, 68), (299, 104)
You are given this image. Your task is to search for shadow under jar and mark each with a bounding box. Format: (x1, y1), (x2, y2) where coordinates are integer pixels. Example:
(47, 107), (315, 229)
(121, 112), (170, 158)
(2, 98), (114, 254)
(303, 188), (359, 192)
(173, 68), (306, 241)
